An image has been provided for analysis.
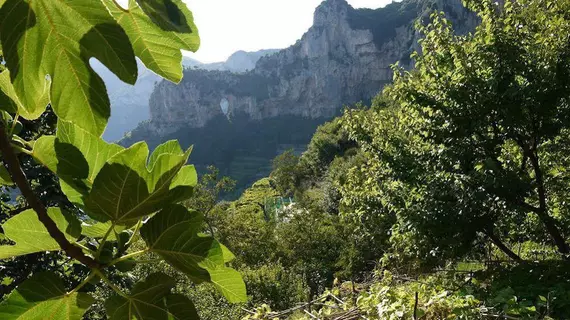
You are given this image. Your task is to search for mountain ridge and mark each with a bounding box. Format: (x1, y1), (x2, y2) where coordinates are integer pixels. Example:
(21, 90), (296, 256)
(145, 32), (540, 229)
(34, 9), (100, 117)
(96, 50), (278, 141)
(138, 0), (475, 137)
(120, 0), (478, 195)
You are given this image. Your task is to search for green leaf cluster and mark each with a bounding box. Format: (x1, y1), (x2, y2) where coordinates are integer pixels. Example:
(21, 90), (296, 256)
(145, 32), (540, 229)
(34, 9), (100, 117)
(0, 0), (245, 319)
(0, 0), (198, 136)
(105, 273), (198, 320)
(0, 272), (94, 320)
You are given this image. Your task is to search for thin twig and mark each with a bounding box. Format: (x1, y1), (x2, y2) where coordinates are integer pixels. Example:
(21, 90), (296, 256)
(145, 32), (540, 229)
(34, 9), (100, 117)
(0, 124), (99, 268)
(108, 249), (149, 266)
(329, 293), (346, 305)
(240, 307), (255, 315)
(68, 271), (97, 295)
(271, 295), (329, 318)
(413, 292), (419, 320)
(481, 313), (520, 319)
(95, 223), (116, 259)
(303, 309), (317, 319)
(94, 269), (128, 298)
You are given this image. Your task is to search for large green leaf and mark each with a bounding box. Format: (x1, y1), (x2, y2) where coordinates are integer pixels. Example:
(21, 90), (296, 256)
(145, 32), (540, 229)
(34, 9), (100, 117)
(84, 141), (196, 224)
(141, 205), (247, 303)
(166, 294), (199, 320)
(0, 70), (20, 114)
(0, 165), (13, 186)
(0, 0), (137, 135)
(0, 272), (94, 320)
(135, 0), (197, 34)
(0, 208), (81, 259)
(104, 0), (200, 83)
(105, 273), (175, 320)
(81, 222), (126, 241)
(220, 243), (236, 263)
(204, 267), (247, 304)
(33, 120), (124, 207)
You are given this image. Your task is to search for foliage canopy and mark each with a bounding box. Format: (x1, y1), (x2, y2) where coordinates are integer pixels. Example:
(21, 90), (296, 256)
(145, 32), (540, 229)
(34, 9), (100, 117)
(0, 0), (245, 319)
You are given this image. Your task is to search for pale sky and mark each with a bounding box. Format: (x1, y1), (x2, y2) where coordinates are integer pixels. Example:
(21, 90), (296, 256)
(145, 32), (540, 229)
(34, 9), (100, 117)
(185, 0), (392, 62)
(117, 0), (393, 63)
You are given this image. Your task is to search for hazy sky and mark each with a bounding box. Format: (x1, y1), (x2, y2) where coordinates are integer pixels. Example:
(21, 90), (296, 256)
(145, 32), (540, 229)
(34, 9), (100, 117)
(179, 0), (393, 62)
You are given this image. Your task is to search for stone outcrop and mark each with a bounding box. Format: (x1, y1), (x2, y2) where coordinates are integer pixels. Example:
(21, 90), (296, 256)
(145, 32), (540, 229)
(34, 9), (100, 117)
(145, 0), (477, 137)
(98, 51), (276, 141)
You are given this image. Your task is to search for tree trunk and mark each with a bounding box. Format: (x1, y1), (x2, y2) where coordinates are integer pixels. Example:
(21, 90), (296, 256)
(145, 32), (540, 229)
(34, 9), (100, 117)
(528, 150), (570, 255)
(483, 228), (523, 262)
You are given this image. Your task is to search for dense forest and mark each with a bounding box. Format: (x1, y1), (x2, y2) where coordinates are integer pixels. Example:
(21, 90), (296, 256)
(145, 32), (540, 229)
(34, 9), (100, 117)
(2, 0), (570, 319)
(178, 0), (570, 318)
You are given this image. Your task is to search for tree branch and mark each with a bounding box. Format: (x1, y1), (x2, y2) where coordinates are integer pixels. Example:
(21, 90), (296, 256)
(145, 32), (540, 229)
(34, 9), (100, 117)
(0, 124), (100, 269)
(525, 146), (570, 255)
(483, 228), (522, 262)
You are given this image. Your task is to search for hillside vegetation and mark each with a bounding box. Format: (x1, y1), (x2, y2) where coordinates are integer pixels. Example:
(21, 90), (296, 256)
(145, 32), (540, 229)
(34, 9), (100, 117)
(2, 0), (570, 319)
(160, 0), (570, 318)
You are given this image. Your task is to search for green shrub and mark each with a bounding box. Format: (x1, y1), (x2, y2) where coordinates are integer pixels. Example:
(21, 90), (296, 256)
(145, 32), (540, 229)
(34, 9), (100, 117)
(241, 263), (308, 311)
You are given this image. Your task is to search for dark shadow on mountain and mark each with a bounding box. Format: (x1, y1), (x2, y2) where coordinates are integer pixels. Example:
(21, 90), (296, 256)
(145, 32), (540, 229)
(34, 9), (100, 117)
(122, 113), (333, 198)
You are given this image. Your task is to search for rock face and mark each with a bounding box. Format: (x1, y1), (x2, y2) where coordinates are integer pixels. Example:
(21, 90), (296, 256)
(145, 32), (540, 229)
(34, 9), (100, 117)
(121, 0), (478, 196)
(201, 49), (280, 72)
(97, 51), (277, 141)
(145, 0), (476, 137)
(95, 57), (201, 142)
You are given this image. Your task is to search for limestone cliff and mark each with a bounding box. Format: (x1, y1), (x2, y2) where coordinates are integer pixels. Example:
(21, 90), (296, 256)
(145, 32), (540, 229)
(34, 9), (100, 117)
(97, 51), (276, 141)
(121, 0), (478, 195)
(145, 0), (477, 136)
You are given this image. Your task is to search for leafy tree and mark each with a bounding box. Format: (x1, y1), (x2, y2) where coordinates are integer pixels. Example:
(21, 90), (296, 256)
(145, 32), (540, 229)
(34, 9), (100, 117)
(213, 178), (279, 266)
(0, 107), (84, 299)
(341, 106), (444, 267)
(270, 149), (299, 197)
(387, 0), (570, 256)
(342, 0), (570, 265)
(239, 263), (307, 311)
(0, 1), (245, 318)
(185, 165), (236, 235)
(275, 208), (342, 299)
(297, 118), (357, 184)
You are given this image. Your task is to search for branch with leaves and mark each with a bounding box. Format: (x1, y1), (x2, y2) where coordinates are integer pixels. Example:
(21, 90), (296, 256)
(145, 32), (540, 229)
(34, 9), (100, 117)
(0, 0), (245, 319)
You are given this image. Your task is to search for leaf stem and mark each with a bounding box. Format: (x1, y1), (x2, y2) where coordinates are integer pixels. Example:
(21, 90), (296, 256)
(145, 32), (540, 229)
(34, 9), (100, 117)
(68, 271), (97, 295)
(96, 223), (116, 259)
(11, 135), (33, 149)
(9, 113), (19, 135)
(0, 123), (100, 269)
(76, 242), (97, 256)
(11, 144), (32, 156)
(125, 218), (143, 249)
(109, 249), (149, 266)
(94, 269), (129, 298)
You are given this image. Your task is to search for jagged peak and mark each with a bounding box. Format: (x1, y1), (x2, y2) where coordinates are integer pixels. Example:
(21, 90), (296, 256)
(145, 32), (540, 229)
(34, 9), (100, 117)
(317, 0), (350, 8)
(314, 0), (352, 26)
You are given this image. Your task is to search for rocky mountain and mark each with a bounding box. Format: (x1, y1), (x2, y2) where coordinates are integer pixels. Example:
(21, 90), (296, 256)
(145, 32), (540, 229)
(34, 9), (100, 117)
(121, 0), (478, 195)
(200, 49), (280, 73)
(137, 0), (476, 137)
(96, 51), (277, 141)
